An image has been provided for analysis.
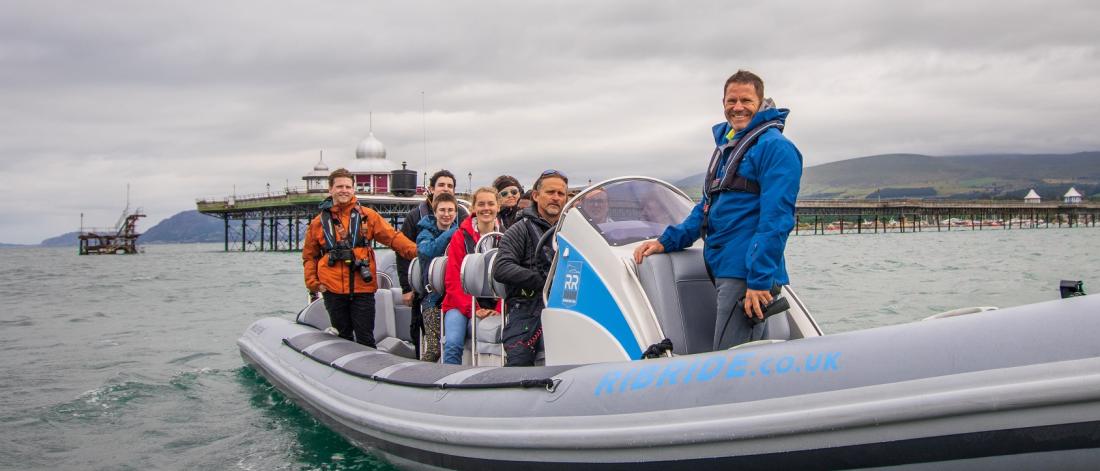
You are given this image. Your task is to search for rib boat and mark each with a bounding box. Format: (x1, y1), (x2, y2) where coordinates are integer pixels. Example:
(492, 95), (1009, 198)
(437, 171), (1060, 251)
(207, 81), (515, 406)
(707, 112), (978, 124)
(239, 177), (1100, 470)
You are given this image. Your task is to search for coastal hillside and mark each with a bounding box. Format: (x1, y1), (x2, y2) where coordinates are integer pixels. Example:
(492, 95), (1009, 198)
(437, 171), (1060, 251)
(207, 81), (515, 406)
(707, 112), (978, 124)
(30, 211), (224, 247)
(141, 210), (225, 243)
(674, 151), (1100, 200)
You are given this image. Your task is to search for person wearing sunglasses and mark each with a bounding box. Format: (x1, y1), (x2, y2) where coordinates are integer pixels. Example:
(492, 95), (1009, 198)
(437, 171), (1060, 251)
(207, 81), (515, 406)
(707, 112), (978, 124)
(492, 175), (525, 231)
(633, 70), (803, 350)
(493, 169), (569, 366)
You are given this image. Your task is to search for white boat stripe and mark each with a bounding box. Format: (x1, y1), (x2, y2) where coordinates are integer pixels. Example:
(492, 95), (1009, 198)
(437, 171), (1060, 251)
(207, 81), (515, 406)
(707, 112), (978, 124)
(434, 367), (495, 385)
(372, 361), (421, 378)
(331, 350), (383, 368)
(302, 339), (343, 354)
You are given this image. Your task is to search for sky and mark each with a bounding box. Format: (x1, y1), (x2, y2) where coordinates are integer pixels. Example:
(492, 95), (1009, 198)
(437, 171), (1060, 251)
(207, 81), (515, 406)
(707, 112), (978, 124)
(2, 1), (1099, 244)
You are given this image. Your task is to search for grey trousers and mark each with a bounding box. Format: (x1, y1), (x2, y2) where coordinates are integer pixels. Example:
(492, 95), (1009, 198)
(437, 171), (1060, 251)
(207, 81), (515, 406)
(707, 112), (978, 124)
(713, 278), (764, 350)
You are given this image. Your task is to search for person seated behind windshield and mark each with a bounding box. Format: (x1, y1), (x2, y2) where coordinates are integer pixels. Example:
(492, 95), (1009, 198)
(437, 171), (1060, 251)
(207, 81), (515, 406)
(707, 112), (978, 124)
(440, 187), (503, 365)
(579, 188), (613, 225)
(414, 192), (459, 362)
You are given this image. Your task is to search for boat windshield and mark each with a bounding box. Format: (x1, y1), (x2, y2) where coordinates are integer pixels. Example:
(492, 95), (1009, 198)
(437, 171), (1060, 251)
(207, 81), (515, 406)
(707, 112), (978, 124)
(569, 179), (694, 246)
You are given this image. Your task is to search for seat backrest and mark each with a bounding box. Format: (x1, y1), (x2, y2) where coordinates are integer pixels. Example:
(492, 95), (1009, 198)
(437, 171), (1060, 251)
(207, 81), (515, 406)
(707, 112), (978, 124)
(408, 259), (426, 297)
(373, 289), (397, 340)
(461, 248), (506, 299)
(635, 248), (717, 355)
(427, 256), (448, 294)
(297, 298), (331, 330)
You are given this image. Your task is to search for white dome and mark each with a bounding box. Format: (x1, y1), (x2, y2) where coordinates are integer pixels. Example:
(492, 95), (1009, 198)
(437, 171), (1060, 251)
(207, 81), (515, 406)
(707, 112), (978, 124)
(304, 155), (330, 178)
(355, 132), (387, 160)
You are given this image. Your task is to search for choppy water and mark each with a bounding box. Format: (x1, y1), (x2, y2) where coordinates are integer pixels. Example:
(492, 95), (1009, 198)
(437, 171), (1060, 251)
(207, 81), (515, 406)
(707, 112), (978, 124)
(1, 228), (1097, 470)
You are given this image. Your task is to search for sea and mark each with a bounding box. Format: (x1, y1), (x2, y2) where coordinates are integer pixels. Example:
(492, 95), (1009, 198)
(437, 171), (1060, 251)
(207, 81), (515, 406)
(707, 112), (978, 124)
(1, 228), (1097, 470)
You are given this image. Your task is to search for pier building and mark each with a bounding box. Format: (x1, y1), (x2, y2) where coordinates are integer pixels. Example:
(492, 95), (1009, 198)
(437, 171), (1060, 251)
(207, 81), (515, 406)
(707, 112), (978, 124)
(197, 129), (423, 252)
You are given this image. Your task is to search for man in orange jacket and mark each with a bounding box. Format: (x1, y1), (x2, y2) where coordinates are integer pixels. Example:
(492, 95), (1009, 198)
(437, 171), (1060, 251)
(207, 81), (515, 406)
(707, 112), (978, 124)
(303, 168), (418, 347)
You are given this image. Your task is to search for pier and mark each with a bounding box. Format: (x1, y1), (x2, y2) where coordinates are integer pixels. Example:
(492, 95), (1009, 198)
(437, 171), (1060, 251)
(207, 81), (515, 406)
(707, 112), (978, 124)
(79, 207), (145, 254)
(196, 189), (422, 252)
(794, 199), (1099, 235)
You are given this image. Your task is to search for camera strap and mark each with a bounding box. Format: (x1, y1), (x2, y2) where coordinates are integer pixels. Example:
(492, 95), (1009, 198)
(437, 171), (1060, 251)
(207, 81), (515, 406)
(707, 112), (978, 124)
(319, 206), (363, 254)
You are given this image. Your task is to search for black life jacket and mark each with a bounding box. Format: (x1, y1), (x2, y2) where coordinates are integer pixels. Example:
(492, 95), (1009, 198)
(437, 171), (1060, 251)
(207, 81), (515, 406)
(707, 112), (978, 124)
(319, 205), (367, 254)
(700, 119), (784, 240)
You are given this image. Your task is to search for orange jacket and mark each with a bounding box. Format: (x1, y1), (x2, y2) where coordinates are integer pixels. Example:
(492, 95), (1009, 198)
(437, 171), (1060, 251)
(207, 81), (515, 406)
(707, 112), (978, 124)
(302, 197), (417, 294)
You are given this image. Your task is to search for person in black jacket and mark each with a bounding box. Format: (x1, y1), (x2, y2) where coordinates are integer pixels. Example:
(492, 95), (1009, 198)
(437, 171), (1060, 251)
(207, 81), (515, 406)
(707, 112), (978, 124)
(396, 169), (468, 357)
(492, 174), (524, 231)
(492, 170), (568, 366)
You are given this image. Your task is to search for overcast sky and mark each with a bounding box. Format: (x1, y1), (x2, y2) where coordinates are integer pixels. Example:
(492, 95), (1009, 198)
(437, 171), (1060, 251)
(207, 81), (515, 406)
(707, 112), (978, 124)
(2, 1), (1098, 244)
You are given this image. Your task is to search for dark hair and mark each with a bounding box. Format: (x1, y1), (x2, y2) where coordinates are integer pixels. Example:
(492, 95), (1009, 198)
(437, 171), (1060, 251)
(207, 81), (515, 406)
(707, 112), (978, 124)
(492, 175), (523, 194)
(519, 190), (534, 201)
(429, 170), (456, 189)
(328, 168), (354, 186)
(431, 191), (458, 210)
(723, 70), (764, 102)
(534, 169), (569, 191)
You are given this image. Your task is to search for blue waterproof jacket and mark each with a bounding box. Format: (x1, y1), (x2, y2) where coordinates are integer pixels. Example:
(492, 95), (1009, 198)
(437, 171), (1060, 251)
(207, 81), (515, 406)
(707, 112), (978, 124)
(415, 215), (458, 307)
(657, 106), (802, 290)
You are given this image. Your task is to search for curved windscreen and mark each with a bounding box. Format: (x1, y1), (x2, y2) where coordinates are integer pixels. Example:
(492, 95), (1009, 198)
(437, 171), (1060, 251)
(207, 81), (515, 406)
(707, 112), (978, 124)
(568, 179), (694, 246)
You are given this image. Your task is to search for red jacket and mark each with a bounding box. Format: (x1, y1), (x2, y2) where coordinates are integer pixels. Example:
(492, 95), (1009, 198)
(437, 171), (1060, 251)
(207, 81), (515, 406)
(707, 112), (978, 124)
(440, 217), (502, 317)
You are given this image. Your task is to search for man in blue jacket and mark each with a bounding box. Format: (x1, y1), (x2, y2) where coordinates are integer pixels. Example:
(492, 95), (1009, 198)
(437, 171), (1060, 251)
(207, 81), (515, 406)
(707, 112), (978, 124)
(633, 70), (803, 350)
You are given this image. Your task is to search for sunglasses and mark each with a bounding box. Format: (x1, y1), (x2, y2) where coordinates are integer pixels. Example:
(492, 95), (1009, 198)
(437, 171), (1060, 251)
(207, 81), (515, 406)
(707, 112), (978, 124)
(498, 188), (520, 197)
(541, 169), (568, 179)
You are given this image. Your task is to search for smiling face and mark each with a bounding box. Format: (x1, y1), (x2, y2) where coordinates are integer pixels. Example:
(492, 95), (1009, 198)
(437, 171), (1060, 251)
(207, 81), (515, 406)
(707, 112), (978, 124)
(329, 176), (355, 205)
(723, 82), (761, 132)
(473, 191), (499, 226)
(433, 201), (457, 228)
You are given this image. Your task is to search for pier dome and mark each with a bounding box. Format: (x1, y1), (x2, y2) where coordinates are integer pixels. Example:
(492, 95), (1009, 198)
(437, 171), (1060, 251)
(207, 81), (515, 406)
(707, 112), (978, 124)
(355, 132), (387, 160)
(347, 130), (401, 194)
(303, 153), (332, 193)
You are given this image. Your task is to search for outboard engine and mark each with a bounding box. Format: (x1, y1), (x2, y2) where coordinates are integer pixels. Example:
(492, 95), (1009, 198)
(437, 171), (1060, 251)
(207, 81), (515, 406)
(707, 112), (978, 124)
(1061, 280), (1086, 299)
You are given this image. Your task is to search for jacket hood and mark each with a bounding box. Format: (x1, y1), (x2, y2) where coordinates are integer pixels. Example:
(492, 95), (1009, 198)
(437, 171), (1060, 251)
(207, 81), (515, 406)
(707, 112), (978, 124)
(711, 100), (789, 146)
(517, 205), (553, 230)
(417, 214), (444, 233)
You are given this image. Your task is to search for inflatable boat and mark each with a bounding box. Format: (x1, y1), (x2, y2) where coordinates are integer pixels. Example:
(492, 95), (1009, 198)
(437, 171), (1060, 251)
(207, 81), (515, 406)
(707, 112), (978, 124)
(239, 177), (1100, 469)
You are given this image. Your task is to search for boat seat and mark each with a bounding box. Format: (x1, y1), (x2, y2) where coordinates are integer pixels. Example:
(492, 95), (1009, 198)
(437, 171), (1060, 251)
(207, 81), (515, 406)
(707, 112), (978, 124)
(460, 248), (506, 358)
(635, 248), (717, 355)
(294, 291), (416, 359)
(407, 257), (427, 298)
(427, 256), (448, 295)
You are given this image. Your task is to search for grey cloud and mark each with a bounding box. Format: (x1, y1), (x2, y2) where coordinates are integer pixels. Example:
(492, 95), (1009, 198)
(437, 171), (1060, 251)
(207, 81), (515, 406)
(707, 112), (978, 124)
(2, 0), (1099, 243)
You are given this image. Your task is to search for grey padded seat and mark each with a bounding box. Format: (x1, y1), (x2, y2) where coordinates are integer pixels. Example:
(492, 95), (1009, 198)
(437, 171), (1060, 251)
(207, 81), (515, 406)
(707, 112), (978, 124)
(460, 248), (505, 356)
(635, 248), (718, 355)
(295, 291), (416, 359)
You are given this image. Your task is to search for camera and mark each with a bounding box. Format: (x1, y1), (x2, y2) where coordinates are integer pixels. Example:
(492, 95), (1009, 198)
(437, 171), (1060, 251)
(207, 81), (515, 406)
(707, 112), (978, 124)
(327, 243), (355, 267)
(354, 259), (373, 283)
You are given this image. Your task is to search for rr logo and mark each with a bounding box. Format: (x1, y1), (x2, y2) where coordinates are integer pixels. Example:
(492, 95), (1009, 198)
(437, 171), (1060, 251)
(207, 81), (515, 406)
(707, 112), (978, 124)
(562, 261), (583, 307)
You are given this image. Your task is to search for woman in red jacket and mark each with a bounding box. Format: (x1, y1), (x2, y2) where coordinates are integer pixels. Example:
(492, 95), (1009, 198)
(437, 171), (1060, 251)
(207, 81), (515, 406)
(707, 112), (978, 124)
(440, 187), (502, 365)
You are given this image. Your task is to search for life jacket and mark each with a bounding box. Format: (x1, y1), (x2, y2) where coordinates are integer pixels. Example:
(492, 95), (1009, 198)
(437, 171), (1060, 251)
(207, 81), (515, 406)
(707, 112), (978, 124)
(700, 119), (784, 239)
(318, 203), (368, 254)
(704, 119), (784, 198)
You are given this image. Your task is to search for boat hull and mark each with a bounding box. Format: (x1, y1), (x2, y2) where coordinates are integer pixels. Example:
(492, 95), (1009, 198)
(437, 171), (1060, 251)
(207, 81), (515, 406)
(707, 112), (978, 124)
(239, 295), (1100, 469)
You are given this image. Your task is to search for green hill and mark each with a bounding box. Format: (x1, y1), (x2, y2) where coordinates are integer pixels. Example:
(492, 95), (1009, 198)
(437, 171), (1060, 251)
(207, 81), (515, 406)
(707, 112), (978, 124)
(674, 151), (1100, 200)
